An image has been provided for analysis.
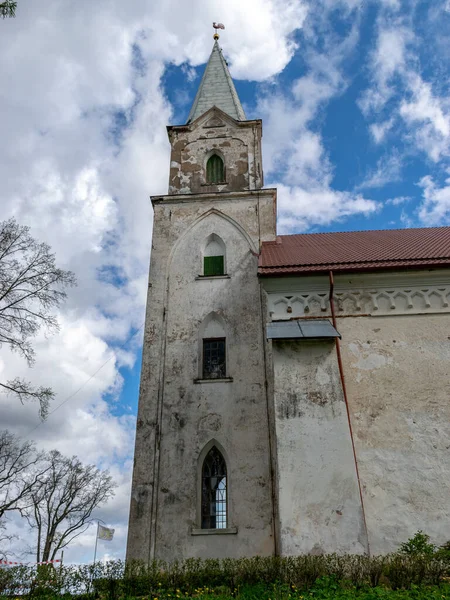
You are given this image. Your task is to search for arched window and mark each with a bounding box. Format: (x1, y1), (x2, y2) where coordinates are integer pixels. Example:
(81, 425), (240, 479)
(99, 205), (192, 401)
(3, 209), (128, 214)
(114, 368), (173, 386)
(203, 234), (225, 276)
(206, 154), (225, 184)
(202, 446), (227, 529)
(203, 337), (226, 379)
(199, 312), (227, 380)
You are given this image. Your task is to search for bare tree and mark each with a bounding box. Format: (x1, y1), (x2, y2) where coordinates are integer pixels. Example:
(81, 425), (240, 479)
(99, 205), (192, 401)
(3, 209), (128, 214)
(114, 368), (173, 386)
(26, 451), (115, 562)
(0, 430), (48, 520)
(0, 218), (76, 418)
(0, 1), (17, 17)
(0, 430), (50, 559)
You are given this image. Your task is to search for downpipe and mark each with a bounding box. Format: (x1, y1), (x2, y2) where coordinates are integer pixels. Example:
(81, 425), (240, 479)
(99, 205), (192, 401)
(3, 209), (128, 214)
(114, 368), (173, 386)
(329, 270), (371, 556)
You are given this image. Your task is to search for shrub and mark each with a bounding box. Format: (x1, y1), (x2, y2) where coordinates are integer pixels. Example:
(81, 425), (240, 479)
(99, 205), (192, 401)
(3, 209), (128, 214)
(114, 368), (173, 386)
(399, 531), (436, 557)
(1, 533), (450, 599)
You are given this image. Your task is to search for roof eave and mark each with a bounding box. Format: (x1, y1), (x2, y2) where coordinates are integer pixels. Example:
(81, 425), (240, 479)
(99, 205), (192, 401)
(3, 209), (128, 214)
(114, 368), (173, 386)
(258, 260), (450, 277)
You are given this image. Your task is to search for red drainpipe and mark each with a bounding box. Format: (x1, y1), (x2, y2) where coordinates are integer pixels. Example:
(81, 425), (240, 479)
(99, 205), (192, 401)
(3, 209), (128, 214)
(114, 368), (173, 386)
(329, 270), (371, 556)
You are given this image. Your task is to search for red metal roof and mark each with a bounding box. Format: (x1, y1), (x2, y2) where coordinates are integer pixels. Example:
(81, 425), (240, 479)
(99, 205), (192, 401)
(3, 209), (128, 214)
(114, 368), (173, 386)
(258, 227), (450, 276)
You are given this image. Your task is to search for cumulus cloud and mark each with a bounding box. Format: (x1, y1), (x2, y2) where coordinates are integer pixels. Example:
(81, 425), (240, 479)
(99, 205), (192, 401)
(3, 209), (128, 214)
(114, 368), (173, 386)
(360, 3), (450, 165)
(400, 74), (450, 162)
(417, 173), (450, 225)
(275, 184), (378, 232)
(359, 24), (412, 115)
(3, 0), (446, 563)
(0, 0), (311, 562)
(257, 4), (377, 232)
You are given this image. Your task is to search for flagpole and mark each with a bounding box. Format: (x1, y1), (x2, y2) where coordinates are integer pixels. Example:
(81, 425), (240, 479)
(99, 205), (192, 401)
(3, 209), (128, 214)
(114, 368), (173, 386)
(93, 521), (99, 565)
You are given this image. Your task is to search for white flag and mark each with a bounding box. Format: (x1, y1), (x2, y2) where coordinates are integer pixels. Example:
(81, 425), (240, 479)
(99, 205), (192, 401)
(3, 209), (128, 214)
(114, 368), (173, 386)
(97, 524), (115, 541)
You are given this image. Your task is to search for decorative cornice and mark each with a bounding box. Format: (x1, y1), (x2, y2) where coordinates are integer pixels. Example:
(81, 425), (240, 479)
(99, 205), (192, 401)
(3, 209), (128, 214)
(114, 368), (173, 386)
(265, 272), (450, 319)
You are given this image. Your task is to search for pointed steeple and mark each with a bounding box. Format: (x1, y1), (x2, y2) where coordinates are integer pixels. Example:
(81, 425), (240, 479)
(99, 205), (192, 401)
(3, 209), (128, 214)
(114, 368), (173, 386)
(187, 41), (246, 123)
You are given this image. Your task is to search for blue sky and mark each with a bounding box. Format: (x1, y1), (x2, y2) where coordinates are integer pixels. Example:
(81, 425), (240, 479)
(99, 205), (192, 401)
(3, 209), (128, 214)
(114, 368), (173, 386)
(165, 1), (450, 233)
(1, 0), (450, 563)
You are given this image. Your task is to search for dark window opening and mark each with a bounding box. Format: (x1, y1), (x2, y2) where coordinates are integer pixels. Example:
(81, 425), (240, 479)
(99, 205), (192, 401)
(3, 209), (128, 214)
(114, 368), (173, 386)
(202, 446), (227, 529)
(203, 255), (224, 276)
(203, 338), (226, 379)
(206, 154), (225, 184)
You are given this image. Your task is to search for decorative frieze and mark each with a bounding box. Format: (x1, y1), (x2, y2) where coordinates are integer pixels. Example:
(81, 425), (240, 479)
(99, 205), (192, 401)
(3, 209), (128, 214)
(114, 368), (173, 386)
(267, 281), (450, 320)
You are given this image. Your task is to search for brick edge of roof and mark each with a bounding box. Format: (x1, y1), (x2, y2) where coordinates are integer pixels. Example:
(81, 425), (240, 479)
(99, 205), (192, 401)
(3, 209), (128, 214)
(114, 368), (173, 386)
(258, 258), (450, 276)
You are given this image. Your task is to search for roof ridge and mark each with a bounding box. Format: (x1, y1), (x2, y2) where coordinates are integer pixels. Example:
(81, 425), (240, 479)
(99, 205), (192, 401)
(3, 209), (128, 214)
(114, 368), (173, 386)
(277, 225), (450, 238)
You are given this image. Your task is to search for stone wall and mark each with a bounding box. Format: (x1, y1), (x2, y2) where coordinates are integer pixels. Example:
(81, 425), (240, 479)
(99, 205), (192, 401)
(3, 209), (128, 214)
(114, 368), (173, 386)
(167, 107), (263, 195)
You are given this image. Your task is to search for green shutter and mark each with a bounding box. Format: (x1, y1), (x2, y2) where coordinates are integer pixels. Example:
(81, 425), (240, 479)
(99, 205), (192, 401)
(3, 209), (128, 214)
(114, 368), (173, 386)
(204, 255), (224, 276)
(206, 154), (224, 183)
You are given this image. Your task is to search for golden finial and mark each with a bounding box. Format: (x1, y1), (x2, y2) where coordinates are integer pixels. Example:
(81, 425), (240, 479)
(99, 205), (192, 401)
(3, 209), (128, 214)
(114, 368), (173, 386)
(213, 22), (225, 40)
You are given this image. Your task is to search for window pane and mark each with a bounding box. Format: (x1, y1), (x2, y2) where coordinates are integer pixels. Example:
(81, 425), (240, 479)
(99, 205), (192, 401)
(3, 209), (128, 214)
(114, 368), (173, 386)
(204, 255), (224, 276)
(203, 338), (226, 379)
(202, 447), (227, 529)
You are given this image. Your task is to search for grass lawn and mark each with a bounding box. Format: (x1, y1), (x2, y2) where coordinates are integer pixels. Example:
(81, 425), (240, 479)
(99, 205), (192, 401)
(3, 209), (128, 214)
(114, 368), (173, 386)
(135, 582), (450, 599)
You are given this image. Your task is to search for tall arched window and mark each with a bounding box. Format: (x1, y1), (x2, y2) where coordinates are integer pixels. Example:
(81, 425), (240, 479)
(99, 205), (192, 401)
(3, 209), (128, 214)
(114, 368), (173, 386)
(206, 154), (225, 184)
(202, 446), (227, 529)
(199, 312), (228, 380)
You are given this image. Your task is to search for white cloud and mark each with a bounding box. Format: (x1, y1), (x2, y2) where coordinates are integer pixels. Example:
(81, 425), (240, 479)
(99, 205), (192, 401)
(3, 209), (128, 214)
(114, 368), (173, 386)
(370, 118), (395, 143)
(385, 196), (412, 206)
(275, 183), (378, 232)
(417, 173), (450, 225)
(0, 0), (311, 562)
(359, 24), (412, 115)
(258, 9), (378, 232)
(358, 151), (403, 189)
(360, 6), (450, 164)
(400, 74), (450, 162)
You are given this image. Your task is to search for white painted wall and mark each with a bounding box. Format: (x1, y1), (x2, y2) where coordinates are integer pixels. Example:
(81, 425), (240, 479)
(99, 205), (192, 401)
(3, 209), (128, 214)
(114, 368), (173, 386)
(272, 340), (367, 555)
(264, 269), (450, 553)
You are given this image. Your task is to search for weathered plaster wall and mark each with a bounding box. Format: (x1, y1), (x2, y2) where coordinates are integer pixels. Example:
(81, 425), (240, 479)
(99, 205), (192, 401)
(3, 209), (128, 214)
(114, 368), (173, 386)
(272, 340), (367, 556)
(338, 314), (450, 553)
(127, 189), (277, 562)
(263, 269), (450, 553)
(167, 108), (263, 195)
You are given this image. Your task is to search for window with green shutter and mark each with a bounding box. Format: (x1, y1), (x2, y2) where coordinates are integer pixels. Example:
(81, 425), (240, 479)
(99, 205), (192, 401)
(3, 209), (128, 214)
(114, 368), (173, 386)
(206, 154), (225, 184)
(204, 255), (224, 276)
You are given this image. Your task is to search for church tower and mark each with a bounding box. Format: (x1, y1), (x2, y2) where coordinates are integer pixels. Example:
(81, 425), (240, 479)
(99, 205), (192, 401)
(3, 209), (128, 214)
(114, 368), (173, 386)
(127, 37), (278, 562)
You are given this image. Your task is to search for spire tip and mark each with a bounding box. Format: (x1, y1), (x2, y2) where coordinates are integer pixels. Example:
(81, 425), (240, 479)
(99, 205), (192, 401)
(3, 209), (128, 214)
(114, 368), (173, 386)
(212, 22), (225, 41)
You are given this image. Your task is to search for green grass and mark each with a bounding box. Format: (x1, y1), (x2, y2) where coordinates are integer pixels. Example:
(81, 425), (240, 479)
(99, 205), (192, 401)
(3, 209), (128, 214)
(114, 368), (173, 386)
(109, 581), (450, 599)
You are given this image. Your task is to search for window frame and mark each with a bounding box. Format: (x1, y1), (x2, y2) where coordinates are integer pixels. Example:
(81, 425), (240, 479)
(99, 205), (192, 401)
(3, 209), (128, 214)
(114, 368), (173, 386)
(201, 446), (228, 530)
(202, 337), (226, 380)
(201, 234), (227, 278)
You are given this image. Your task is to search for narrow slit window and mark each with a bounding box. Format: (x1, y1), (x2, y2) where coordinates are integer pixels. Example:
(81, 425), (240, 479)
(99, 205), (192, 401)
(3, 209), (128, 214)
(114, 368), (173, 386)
(202, 446), (227, 529)
(206, 154), (225, 184)
(203, 338), (226, 379)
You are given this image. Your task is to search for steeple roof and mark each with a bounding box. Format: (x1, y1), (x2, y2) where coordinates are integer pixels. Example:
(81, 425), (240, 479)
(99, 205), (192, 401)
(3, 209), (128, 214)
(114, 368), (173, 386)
(187, 41), (246, 123)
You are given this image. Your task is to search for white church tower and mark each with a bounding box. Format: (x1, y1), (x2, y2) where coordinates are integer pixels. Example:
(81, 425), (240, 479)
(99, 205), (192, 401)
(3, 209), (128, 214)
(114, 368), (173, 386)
(126, 36), (279, 561)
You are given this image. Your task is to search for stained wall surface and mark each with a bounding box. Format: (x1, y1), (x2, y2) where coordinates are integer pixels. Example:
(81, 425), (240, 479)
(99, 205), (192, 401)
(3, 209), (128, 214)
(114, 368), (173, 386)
(167, 108), (263, 195)
(338, 313), (450, 553)
(127, 188), (277, 562)
(272, 340), (367, 555)
(263, 270), (450, 554)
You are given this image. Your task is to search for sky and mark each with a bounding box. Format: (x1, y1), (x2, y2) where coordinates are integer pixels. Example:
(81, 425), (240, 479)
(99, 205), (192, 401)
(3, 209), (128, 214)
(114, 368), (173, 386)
(1, 0), (450, 563)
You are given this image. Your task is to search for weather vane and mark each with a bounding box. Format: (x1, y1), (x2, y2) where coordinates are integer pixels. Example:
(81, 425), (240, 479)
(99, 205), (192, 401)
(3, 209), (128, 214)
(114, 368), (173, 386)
(213, 22), (225, 40)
